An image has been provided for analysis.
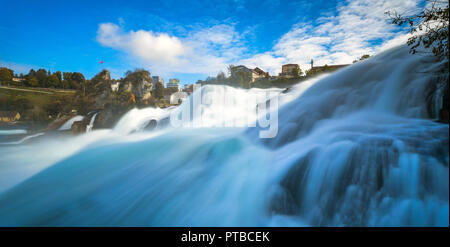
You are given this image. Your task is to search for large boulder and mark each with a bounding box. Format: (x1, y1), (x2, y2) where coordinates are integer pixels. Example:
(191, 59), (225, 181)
(71, 120), (85, 134)
(95, 104), (130, 129)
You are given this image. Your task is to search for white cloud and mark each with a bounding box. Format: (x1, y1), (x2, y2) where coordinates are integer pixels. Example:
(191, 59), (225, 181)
(97, 22), (246, 76)
(97, 0), (423, 78)
(97, 23), (187, 67)
(240, 0), (422, 75)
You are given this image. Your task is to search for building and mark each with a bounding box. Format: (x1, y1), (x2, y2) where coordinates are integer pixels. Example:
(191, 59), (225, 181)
(230, 65), (269, 83)
(252, 67), (270, 81)
(111, 81), (120, 92)
(152, 76), (164, 89)
(167, 78), (181, 91)
(0, 111), (21, 122)
(279, 64), (301, 78)
(12, 78), (25, 83)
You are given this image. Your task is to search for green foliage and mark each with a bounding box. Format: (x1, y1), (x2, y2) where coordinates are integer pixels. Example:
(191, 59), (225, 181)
(124, 69), (151, 83)
(0, 67), (14, 83)
(0, 86), (74, 122)
(153, 82), (165, 99)
(55, 71), (62, 82)
(71, 72), (85, 84)
(35, 69), (48, 87)
(0, 95), (32, 113)
(47, 74), (60, 88)
(292, 66), (302, 78)
(28, 76), (39, 87)
(360, 54), (371, 60)
(386, 0), (449, 60)
(217, 71), (226, 80)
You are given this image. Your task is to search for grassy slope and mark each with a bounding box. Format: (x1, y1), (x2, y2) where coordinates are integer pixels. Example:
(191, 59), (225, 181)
(0, 86), (76, 128)
(0, 86), (75, 106)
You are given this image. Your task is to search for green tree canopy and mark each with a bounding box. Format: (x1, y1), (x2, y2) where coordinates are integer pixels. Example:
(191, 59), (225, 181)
(47, 74), (60, 88)
(0, 67), (14, 83)
(35, 69), (48, 87)
(28, 76), (39, 87)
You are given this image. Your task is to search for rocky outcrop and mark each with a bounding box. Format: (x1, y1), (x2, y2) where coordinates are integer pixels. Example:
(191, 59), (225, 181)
(90, 70), (113, 109)
(95, 104), (129, 129)
(46, 114), (74, 131)
(121, 69), (153, 101)
(71, 121), (85, 134)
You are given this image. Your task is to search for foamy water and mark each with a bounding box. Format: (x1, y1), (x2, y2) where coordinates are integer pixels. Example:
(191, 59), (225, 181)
(0, 45), (448, 226)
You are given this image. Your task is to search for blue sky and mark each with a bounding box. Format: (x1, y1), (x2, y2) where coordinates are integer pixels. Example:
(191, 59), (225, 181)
(0, 0), (424, 85)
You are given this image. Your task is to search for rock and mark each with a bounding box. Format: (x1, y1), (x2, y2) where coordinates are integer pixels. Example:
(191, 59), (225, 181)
(71, 121), (86, 134)
(282, 87), (291, 94)
(141, 92), (154, 105)
(95, 104), (129, 129)
(144, 119), (158, 131)
(46, 115), (73, 131)
(439, 109), (449, 123)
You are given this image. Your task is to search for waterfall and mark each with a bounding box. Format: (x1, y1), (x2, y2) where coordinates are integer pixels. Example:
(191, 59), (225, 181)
(0, 130), (27, 135)
(86, 113), (98, 132)
(0, 45), (447, 226)
(58, 115), (84, 131)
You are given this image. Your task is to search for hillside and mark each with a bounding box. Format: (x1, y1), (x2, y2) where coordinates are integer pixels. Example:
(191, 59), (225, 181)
(0, 86), (75, 127)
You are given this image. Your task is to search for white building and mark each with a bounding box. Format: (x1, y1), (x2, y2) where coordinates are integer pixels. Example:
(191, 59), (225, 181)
(111, 81), (120, 92)
(230, 65), (269, 83)
(167, 78), (181, 91)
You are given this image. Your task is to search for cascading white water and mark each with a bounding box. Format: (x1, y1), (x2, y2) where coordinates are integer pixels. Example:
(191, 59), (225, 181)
(0, 45), (447, 226)
(58, 115), (84, 131)
(0, 130), (27, 135)
(86, 113), (98, 132)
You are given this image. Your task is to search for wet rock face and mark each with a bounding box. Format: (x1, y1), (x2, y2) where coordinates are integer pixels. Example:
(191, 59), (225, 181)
(71, 121), (85, 134)
(95, 104), (129, 129)
(439, 109), (449, 123)
(46, 115), (74, 131)
(144, 119), (158, 131)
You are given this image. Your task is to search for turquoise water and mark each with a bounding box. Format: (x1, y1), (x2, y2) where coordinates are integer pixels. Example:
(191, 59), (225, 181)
(0, 45), (448, 226)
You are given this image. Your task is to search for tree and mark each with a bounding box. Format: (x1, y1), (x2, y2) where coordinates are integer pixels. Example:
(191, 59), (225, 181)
(236, 70), (244, 88)
(360, 54), (371, 61)
(217, 71), (226, 81)
(154, 82), (165, 99)
(71, 72), (86, 94)
(291, 66), (302, 78)
(0, 67), (13, 83)
(35, 69), (48, 87)
(63, 72), (72, 81)
(61, 79), (71, 89)
(28, 76), (39, 87)
(71, 72), (85, 84)
(124, 69), (151, 83)
(227, 65), (235, 77)
(27, 69), (36, 77)
(63, 72), (73, 89)
(55, 71), (62, 82)
(386, 0), (449, 60)
(47, 74), (60, 88)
